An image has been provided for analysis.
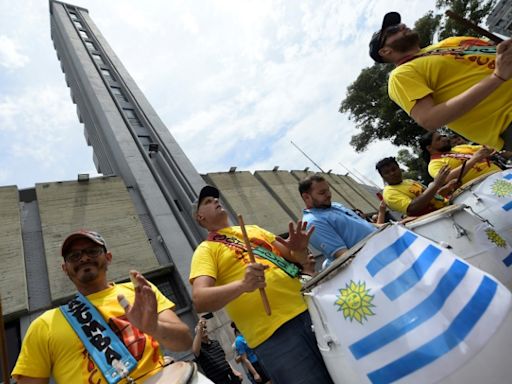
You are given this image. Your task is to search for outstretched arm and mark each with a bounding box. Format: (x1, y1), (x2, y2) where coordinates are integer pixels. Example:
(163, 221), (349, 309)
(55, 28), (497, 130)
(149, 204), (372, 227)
(273, 220), (314, 265)
(411, 39), (512, 131)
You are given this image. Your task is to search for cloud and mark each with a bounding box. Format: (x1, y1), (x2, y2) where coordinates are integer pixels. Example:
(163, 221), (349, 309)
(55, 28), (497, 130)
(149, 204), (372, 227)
(0, 35), (29, 69)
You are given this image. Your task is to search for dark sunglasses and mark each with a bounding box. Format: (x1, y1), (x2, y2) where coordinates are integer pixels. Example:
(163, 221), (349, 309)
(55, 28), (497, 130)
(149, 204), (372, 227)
(64, 246), (105, 263)
(380, 24), (402, 48)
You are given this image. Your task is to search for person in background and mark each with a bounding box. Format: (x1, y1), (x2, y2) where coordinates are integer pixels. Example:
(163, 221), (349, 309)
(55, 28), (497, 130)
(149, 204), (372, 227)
(193, 317), (243, 384)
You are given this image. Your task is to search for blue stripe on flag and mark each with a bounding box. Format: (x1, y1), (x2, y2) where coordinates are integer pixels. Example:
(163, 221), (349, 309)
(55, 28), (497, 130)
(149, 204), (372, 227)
(367, 276), (497, 384)
(503, 252), (512, 267)
(350, 260), (468, 360)
(382, 245), (441, 301)
(503, 201), (512, 211)
(504, 174), (512, 180)
(366, 231), (418, 277)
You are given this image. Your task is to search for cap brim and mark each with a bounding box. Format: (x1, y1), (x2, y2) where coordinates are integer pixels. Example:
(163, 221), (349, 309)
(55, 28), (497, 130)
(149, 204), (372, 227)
(61, 231), (106, 256)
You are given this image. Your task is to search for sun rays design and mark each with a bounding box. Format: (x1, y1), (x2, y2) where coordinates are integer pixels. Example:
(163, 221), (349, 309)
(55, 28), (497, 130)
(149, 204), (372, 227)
(485, 228), (507, 248)
(335, 280), (375, 324)
(491, 179), (512, 198)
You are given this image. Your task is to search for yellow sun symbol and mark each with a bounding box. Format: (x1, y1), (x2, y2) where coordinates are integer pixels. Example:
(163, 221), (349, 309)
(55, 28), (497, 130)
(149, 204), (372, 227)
(335, 280), (375, 324)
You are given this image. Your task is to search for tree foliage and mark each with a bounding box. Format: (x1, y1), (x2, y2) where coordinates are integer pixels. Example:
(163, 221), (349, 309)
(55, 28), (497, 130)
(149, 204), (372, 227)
(340, 0), (496, 175)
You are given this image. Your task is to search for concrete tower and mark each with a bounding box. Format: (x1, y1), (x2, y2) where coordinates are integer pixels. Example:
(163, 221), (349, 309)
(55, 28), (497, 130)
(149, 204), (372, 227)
(49, 0), (209, 337)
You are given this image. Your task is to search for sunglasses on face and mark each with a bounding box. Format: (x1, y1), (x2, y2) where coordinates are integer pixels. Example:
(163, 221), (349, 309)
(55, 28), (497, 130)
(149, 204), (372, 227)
(380, 24), (402, 48)
(64, 246), (105, 263)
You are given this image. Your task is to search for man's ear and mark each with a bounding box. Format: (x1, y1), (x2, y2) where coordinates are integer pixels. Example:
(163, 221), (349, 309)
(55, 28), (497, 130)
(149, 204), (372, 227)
(378, 46), (391, 59)
(62, 262), (69, 276)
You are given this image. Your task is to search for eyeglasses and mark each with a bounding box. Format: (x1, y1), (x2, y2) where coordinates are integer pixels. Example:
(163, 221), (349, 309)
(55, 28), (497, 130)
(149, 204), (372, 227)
(64, 246), (105, 263)
(380, 24), (402, 48)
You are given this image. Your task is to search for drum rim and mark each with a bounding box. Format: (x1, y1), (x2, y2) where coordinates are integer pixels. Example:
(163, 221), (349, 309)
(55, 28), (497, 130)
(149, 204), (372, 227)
(302, 224), (390, 292)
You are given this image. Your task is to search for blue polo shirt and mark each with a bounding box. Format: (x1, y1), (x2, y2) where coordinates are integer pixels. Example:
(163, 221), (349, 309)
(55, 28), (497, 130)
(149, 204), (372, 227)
(303, 202), (376, 266)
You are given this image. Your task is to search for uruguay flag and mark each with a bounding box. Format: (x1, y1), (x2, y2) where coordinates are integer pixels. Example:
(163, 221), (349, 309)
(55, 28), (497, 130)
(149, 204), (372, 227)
(308, 225), (511, 384)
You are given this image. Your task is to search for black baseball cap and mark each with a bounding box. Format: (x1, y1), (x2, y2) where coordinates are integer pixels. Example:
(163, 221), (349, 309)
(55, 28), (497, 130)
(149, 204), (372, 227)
(369, 12), (401, 63)
(193, 185), (220, 214)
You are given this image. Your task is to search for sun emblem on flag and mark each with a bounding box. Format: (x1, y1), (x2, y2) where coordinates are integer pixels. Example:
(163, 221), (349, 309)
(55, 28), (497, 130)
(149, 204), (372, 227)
(335, 280), (375, 324)
(491, 179), (512, 198)
(485, 228), (507, 248)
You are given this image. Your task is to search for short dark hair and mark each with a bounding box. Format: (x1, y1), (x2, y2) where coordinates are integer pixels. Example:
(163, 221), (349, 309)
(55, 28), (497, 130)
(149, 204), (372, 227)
(419, 132), (434, 162)
(298, 174), (325, 195)
(375, 157), (398, 175)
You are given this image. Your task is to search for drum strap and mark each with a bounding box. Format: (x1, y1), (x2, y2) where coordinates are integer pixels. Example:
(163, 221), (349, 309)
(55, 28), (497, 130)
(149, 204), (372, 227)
(207, 232), (300, 278)
(60, 293), (138, 384)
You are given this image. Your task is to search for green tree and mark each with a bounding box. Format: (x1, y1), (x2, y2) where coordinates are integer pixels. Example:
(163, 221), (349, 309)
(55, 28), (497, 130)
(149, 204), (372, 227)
(396, 148), (431, 183)
(340, 0), (496, 176)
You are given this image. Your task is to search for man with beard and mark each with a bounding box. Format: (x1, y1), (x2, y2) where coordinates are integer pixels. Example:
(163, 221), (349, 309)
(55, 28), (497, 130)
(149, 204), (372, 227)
(376, 157), (455, 217)
(419, 131), (502, 185)
(12, 230), (192, 384)
(299, 174), (376, 268)
(190, 185), (334, 384)
(369, 12), (512, 151)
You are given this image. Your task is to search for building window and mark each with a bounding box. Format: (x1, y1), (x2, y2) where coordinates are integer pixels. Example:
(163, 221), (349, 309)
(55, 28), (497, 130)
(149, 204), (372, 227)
(85, 41), (96, 51)
(79, 30), (88, 39)
(73, 21), (82, 29)
(92, 53), (104, 65)
(101, 69), (114, 81)
(111, 86), (128, 102)
(123, 109), (143, 127)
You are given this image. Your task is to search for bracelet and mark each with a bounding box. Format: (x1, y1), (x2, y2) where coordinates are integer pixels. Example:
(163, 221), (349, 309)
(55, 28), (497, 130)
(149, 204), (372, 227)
(493, 72), (507, 82)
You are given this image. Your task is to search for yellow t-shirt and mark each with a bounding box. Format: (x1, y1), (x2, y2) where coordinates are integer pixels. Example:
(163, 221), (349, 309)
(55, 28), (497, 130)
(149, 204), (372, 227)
(12, 283), (174, 383)
(383, 179), (448, 215)
(189, 225), (307, 348)
(428, 144), (501, 184)
(389, 37), (512, 149)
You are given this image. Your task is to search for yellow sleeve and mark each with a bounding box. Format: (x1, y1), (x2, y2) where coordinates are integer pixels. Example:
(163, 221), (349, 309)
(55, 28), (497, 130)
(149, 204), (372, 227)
(189, 241), (218, 283)
(383, 186), (412, 215)
(149, 281), (175, 312)
(388, 65), (433, 114)
(12, 317), (52, 380)
(428, 158), (446, 179)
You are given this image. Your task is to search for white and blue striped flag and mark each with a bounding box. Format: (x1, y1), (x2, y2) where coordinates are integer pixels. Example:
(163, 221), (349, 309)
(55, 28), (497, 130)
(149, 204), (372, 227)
(311, 225), (511, 384)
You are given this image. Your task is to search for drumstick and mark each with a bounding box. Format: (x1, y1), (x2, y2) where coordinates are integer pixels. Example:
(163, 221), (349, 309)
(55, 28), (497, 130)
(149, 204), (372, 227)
(237, 214), (272, 316)
(456, 160), (468, 186)
(445, 10), (503, 44)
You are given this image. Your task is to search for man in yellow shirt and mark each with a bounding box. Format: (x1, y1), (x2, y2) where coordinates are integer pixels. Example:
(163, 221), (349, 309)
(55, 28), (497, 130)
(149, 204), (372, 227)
(189, 185), (333, 384)
(419, 131), (501, 184)
(376, 157), (455, 217)
(12, 230), (192, 384)
(369, 12), (512, 150)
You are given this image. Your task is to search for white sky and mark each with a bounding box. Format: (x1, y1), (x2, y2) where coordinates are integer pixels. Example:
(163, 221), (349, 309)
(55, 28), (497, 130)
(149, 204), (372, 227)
(0, 0), (440, 190)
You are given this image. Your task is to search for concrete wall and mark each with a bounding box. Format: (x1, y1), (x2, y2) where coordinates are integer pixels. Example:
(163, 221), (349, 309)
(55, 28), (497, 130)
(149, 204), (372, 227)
(36, 176), (160, 302)
(0, 186), (27, 317)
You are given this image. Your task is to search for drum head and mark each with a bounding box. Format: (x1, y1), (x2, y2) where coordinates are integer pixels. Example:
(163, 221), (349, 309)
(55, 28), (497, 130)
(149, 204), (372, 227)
(451, 171), (499, 200)
(145, 361), (196, 384)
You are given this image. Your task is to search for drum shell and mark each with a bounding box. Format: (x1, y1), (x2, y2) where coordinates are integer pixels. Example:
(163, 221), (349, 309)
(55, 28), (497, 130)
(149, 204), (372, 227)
(452, 171), (512, 245)
(406, 206), (512, 291)
(307, 286), (512, 384)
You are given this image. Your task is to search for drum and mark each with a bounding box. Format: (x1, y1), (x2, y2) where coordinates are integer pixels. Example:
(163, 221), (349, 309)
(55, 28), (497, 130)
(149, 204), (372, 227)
(145, 361), (213, 384)
(405, 204), (512, 291)
(303, 224), (512, 384)
(452, 169), (512, 244)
